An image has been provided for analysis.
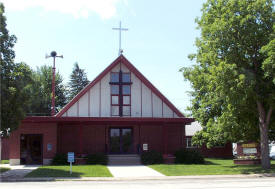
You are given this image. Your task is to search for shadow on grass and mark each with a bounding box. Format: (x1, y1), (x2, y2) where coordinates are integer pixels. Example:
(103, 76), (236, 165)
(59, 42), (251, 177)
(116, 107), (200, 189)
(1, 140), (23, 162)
(204, 160), (220, 165)
(25, 168), (83, 178)
(224, 164), (275, 174)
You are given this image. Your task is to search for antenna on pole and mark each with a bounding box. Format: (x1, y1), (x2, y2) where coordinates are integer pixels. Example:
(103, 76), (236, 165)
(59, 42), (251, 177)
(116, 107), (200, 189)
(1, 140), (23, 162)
(46, 51), (63, 116)
(112, 21), (128, 56)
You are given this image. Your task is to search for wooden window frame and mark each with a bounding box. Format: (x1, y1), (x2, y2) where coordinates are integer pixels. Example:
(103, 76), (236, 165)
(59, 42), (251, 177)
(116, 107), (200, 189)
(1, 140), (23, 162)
(186, 138), (197, 148)
(110, 71), (132, 117)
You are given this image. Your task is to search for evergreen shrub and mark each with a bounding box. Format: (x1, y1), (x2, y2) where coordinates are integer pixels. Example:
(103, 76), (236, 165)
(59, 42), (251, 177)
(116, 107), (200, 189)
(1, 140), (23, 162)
(87, 153), (108, 165)
(51, 153), (67, 165)
(174, 149), (205, 164)
(141, 150), (163, 165)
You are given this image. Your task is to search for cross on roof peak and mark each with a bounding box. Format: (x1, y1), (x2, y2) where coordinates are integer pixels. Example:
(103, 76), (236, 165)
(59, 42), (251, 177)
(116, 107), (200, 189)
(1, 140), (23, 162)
(112, 21), (128, 56)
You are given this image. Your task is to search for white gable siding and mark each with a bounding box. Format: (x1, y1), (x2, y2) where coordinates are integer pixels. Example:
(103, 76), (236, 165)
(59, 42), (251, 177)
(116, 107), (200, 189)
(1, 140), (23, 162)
(67, 102), (77, 116)
(141, 83), (152, 117)
(152, 93), (162, 117)
(121, 63), (129, 72)
(111, 63), (129, 72)
(174, 113), (179, 118)
(79, 92), (89, 117)
(163, 103), (173, 117)
(100, 75), (110, 117)
(59, 62), (180, 118)
(90, 83), (100, 117)
(131, 73), (142, 117)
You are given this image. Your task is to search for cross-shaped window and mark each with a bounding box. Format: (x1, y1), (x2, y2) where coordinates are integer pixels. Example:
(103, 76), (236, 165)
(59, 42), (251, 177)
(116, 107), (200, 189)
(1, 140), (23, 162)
(110, 71), (132, 116)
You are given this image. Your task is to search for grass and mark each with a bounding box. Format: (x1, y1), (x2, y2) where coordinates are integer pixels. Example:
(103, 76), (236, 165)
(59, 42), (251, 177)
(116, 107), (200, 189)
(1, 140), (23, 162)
(150, 159), (275, 176)
(25, 165), (113, 177)
(0, 160), (9, 164)
(0, 167), (10, 173)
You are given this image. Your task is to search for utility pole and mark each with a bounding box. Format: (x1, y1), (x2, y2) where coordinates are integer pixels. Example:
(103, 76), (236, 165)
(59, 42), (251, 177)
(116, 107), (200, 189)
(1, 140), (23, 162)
(46, 51), (63, 116)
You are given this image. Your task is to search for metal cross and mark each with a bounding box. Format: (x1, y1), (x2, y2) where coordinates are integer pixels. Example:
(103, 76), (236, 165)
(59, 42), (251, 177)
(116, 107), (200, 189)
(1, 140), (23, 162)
(112, 21), (128, 56)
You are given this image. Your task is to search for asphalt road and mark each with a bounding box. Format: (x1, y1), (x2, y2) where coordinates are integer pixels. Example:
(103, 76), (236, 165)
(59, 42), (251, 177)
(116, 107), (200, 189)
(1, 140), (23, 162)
(1, 177), (275, 189)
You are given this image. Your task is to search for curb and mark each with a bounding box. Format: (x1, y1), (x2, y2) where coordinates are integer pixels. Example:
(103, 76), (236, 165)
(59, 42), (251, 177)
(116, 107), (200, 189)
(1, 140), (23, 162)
(1, 173), (275, 182)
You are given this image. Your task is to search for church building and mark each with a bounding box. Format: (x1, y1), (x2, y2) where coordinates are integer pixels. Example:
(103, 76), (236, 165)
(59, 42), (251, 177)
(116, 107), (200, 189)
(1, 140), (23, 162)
(7, 55), (196, 165)
(6, 54), (233, 165)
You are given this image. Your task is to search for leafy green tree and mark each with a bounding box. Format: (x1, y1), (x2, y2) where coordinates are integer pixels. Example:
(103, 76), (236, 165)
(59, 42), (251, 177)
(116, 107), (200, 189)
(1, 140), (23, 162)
(68, 62), (89, 100)
(27, 65), (67, 116)
(182, 0), (274, 169)
(0, 3), (32, 136)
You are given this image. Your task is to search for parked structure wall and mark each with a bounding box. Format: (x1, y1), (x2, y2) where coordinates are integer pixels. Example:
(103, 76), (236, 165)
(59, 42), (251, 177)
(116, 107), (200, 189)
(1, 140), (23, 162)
(185, 136), (232, 158)
(8, 123), (57, 165)
(1, 137), (9, 160)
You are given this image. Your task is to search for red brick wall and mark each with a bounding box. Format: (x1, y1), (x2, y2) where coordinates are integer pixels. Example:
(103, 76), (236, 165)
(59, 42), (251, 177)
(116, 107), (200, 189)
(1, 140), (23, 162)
(200, 143), (233, 158)
(9, 123), (57, 159)
(83, 125), (106, 154)
(167, 125), (184, 154)
(185, 136), (232, 158)
(140, 125), (163, 153)
(1, 137), (9, 160)
(139, 124), (185, 154)
(58, 125), (79, 154)
(58, 124), (173, 155)
(7, 122), (233, 161)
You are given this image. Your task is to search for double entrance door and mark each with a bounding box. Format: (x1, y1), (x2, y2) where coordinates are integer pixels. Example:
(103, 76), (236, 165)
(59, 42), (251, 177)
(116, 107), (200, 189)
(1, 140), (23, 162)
(20, 134), (43, 165)
(109, 128), (133, 154)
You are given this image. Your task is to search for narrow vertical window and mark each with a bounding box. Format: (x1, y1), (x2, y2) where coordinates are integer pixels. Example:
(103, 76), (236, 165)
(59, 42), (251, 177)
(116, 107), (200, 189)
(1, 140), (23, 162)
(110, 71), (132, 116)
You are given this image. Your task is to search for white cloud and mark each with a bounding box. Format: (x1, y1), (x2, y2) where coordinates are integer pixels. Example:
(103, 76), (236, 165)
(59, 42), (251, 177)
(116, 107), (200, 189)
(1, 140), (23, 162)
(1, 0), (123, 19)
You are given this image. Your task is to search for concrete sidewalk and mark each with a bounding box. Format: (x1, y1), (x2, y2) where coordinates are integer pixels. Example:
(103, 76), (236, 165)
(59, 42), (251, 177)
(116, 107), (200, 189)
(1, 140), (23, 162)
(0, 165), (40, 181)
(107, 165), (165, 178)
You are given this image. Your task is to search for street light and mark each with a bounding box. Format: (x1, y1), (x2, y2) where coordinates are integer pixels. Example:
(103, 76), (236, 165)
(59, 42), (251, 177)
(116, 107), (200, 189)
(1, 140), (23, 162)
(46, 51), (63, 116)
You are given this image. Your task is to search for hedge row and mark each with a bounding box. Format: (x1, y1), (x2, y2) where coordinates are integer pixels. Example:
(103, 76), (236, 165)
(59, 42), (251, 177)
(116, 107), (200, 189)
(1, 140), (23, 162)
(51, 153), (108, 165)
(51, 149), (205, 165)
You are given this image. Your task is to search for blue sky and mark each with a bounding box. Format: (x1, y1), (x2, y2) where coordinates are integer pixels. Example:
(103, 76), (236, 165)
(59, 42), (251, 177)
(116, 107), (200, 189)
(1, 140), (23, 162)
(2, 0), (205, 115)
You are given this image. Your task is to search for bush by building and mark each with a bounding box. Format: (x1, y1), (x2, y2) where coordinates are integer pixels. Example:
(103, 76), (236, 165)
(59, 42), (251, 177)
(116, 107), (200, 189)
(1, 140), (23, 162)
(86, 153), (108, 165)
(174, 149), (205, 164)
(141, 150), (163, 165)
(51, 153), (67, 165)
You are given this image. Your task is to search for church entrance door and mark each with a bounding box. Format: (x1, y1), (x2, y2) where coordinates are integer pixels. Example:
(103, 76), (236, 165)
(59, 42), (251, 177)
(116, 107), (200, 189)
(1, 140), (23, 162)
(109, 128), (133, 154)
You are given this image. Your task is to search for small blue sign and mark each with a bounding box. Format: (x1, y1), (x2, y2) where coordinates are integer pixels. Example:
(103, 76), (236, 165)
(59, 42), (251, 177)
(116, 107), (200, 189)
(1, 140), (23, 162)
(67, 152), (75, 163)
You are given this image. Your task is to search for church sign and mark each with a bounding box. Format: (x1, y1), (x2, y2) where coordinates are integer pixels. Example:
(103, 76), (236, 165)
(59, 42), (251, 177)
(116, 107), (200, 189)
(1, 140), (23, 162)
(241, 143), (257, 148)
(243, 148), (257, 154)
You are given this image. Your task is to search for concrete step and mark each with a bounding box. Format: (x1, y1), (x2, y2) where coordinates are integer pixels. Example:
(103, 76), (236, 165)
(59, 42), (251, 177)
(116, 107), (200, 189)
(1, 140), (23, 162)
(108, 154), (141, 165)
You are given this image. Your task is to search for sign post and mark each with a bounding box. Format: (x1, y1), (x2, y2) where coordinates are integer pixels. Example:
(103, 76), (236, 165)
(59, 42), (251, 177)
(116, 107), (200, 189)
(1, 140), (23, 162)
(67, 152), (74, 175)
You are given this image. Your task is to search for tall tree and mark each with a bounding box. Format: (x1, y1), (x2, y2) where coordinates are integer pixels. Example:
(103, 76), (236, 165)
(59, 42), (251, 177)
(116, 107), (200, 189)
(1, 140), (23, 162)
(182, 0), (274, 169)
(68, 62), (89, 100)
(27, 65), (67, 116)
(0, 3), (32, 136)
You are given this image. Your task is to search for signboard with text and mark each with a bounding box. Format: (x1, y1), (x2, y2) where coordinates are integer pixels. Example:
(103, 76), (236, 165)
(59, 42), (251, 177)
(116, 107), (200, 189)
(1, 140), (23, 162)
(143, 143), (148, 151)
(243, 148), (257, 154)
(67, 152), (75, 163)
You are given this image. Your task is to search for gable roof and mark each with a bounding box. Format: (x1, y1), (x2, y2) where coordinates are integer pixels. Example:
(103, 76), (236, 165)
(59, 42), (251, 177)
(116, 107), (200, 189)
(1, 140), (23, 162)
(56, 55), (184, 117)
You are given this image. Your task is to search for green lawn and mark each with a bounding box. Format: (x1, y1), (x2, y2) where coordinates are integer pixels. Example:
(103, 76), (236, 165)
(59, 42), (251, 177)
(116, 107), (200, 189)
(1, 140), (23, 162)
(150, 159), (275, 176)
(25, 165), (113, 177)
(0, 160), (9, 164)
(0, 167), (10, 173)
